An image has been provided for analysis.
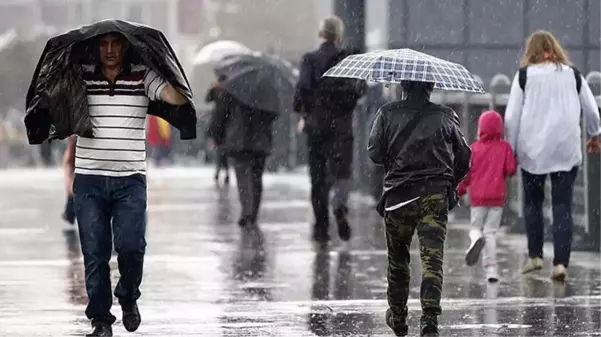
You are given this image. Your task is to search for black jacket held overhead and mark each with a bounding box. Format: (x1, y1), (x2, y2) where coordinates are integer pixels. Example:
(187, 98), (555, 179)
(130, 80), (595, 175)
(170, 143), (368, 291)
(368, 94), (471, 216)
(24, 19), (197, 144)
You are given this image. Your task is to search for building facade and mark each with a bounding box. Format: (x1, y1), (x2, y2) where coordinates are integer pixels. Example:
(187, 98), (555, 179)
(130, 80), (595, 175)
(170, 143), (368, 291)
(368, 0), (601, 89)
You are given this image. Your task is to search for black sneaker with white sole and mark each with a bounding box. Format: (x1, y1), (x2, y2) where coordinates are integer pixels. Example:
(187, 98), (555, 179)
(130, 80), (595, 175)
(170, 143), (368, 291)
(465, 236), (486, 266)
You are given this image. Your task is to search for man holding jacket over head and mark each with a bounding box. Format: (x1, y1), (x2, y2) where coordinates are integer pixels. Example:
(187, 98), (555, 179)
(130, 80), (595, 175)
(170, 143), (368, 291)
(293, 15), (366, 248)
(66, 32), (187, 337)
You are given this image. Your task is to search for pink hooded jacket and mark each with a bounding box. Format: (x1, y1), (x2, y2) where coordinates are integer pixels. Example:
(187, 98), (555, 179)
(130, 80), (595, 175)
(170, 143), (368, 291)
(458, 111), (517, 207)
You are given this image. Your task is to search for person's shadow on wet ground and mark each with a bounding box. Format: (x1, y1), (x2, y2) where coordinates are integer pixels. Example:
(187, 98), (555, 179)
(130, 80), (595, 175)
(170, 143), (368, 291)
(215, 183), (233, 226)
(308, 250), (375, 336)
(232, 227), (270, 301)
(63, 228), (87, 306)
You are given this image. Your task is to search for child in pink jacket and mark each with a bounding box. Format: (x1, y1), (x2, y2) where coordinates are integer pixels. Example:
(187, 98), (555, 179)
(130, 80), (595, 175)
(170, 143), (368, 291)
(458, 110), (517, 282)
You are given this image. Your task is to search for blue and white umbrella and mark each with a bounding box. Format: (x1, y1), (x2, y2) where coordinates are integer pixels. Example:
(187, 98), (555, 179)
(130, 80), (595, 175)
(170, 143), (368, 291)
(323, 48), (485, 93)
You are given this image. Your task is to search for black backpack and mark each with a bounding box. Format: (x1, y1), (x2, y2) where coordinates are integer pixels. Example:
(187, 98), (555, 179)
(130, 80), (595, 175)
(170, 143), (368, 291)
(518, 65), (582, 93)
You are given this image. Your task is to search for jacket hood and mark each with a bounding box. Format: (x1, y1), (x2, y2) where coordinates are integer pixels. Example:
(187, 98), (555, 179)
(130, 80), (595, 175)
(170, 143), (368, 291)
(478, 110), (503, 141)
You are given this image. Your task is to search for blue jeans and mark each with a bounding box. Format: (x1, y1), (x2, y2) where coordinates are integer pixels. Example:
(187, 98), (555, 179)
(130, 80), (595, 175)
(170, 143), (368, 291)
(73, 174), (147, 325)
(522, 167), (578, 267)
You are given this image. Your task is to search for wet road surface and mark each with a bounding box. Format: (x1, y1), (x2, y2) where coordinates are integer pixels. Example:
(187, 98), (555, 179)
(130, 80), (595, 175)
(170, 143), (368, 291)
(0, 167), (599, 336)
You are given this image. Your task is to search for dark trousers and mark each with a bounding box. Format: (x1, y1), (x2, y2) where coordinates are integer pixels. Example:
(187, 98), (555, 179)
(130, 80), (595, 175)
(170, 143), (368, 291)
(232, 153), (266, 225)
(384, 194), (448, 317)
(522, 167), (578, 267)
(73, 174), (147, 325)
(216, 151), (229, 174)
(306, 129), (353, 241)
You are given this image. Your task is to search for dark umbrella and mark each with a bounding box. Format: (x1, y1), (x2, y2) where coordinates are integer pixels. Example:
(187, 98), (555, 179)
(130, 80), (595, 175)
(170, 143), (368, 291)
(213, 52), (298, 115)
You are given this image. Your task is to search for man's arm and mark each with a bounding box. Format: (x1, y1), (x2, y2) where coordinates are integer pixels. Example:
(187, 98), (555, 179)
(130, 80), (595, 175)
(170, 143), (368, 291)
(63, 136), (76, 196)
(160, 84), (187, 105)
(293, 54), (314, 114)
(144, 69), (187, 106)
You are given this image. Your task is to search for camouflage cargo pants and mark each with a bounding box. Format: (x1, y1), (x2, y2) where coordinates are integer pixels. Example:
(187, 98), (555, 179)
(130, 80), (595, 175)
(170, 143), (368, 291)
(384, 193), (448, 317)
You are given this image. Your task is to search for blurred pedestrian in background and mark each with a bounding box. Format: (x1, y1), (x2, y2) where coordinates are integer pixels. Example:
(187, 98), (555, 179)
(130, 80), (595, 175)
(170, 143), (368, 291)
(505, 30), (601, 282)
(458, 110), (517, 283)
(207, 92), (275, 230)
(147, 115), (172, 167)
(368, 79), (470, 336)
(293, 15), (366, 249)
(206, 77), (231, 184)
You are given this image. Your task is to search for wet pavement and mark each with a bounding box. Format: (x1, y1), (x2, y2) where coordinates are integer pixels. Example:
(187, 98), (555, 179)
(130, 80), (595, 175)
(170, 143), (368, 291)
(0, 167), (599, 337)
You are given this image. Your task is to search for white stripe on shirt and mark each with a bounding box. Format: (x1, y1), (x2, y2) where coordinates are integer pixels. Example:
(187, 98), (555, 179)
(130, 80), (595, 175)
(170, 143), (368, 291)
(75, 64), (168, 177)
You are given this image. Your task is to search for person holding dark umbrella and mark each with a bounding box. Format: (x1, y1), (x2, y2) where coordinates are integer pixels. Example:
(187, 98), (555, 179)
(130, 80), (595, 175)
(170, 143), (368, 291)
(25, 20), (196, 337)
(210, 52), (294, 229)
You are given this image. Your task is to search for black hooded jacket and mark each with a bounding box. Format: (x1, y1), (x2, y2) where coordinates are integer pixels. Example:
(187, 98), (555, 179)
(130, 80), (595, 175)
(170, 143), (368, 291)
(24, 20), (197, 144)
(368, 85), (471, 216)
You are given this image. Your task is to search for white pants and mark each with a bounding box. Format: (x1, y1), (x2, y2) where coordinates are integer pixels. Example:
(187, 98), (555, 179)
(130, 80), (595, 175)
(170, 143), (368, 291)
(470, 207), (503, 267)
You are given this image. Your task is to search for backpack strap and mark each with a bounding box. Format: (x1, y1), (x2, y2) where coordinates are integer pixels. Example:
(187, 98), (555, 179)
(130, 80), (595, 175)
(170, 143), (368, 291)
(519, 65), (582, 93)
(571, 66), (582, 94)
(518, 66), (528, 91)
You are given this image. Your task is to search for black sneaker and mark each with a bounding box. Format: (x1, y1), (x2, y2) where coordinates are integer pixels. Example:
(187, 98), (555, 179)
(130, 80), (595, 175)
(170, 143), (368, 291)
(121, 302), (141, 332)
(465, 236), (485, 267)
(420, 315), (439, 337)
(386, 308), (409, 336)
(333, 208), (351, 242)
(312, 224), (330, 251)
(86, 323), (112, 337)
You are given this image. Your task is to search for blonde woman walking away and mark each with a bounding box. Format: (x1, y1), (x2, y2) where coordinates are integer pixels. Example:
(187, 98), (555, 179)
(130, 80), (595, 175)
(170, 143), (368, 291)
(505, 30), (601, 282)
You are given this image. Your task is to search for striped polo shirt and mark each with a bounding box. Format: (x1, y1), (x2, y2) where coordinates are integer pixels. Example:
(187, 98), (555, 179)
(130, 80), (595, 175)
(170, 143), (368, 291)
(75, 64), (167, 177)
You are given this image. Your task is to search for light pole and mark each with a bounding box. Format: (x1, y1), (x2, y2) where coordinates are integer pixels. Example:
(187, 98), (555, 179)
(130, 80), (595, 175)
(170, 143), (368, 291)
(333, 0), (365, 53)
